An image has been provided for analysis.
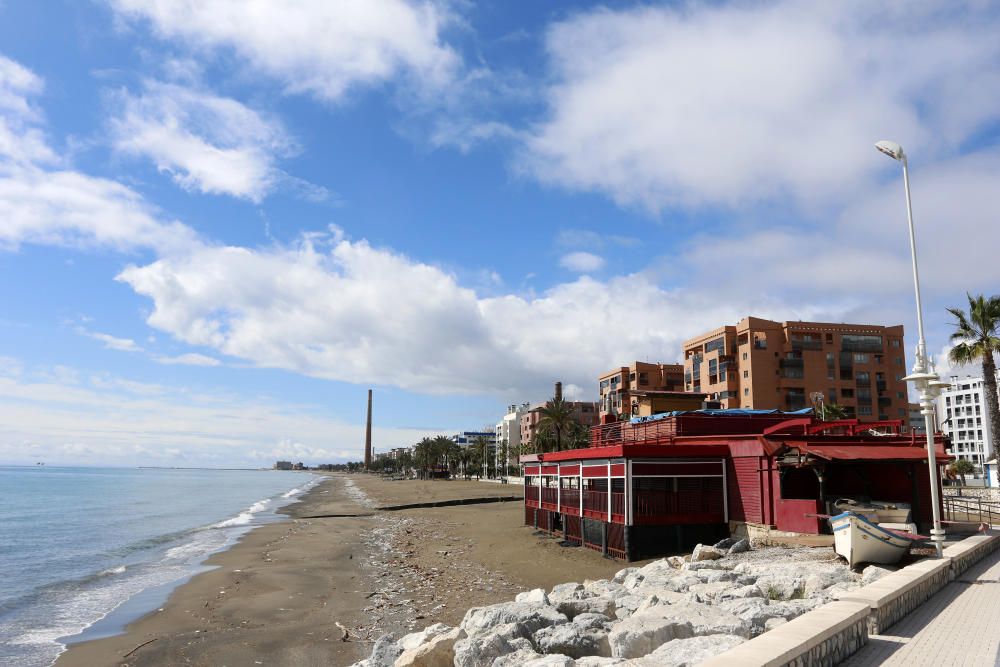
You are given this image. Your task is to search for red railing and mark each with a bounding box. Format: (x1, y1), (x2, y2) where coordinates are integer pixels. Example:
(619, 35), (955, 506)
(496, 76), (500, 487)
(583, 490), (608, 519)
(540, 487), (559, 510)
(611, 492), (626, 521)
(588, 413), (808, 447)
(525, 485), (539, 505)
(560, 488), (580, 515)
(632, 489), (725, 524)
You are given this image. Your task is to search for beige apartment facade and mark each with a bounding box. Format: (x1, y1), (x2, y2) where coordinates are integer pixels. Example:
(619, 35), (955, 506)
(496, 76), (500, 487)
(682, 317), (908, 422)
(519, 401), (599, 451)
(598, 361), (685, 421)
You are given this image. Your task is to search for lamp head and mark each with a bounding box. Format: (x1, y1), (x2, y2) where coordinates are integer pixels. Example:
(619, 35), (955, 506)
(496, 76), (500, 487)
(875, 140), (906, 161)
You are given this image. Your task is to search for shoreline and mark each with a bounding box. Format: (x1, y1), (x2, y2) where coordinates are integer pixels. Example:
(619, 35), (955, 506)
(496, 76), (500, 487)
(56, 474), (630, 666)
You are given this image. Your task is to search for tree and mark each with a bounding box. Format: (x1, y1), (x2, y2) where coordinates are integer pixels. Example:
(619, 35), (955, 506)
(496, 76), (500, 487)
(819, 403), (847, 421)
(538, 396), (576, 452)
(948, 294), (1000, 464)
(950, 459), (976, 487)
(471, 436), (492, 479)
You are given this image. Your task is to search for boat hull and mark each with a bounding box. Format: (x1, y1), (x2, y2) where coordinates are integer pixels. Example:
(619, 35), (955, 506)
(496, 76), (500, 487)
(830, 512), (914, 568)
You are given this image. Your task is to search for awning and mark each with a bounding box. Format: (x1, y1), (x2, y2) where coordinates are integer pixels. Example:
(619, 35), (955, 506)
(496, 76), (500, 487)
(794, 444), (950, 461)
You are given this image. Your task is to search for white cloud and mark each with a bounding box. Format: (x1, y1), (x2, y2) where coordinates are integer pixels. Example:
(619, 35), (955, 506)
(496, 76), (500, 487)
(0, 361), (437, 466)
(524, 2), (1000, 211)
(78, 328), (143, 353)
(154, 352), (221, 366)
(0, 54), (199, 254)
(109, 81), (296, 201)
(116, 229), (837, 397)
(559, 251), (605, 273)
(109, 0), (459, 102)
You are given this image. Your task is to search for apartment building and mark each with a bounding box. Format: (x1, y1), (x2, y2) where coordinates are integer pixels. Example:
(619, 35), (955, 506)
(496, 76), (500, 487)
(598, 361), (685, 420)
(683, 317), (908, 422)
(520, 402), (599, 451)
(936, 374), (999, 468)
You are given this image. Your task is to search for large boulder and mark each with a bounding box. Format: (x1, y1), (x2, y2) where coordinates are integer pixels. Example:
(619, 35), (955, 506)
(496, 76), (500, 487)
(585, 579), (625, 599)
(627, 634), (746, 666)
(608, 612), (694, 658)
(650, 600), (752, 639)
(716, 584), (763, 602)
(454, 630), (526, 667)
(549, 583), (587, 604)
(575, 658), (626, 666)
(861, 565), (896, 585)
(394, 627), (464, 667)
(573, 613), (613, 631)
(524, 656), (576, 667)
(693, 569), (735, 584)
(398, 623), (452, 651)
(517, 588), (552, 605)
(534, 623), (611, 659)
(612, 567), (639, 584)
(691, 544), (725, 561)
(367, 634), (402, 667)
(727, 539), (750, 554)
(713, 537), (736, 550)
(461, 601), (568, 637)
(492, 648), (545, 667)
(557, 595), (617, 620)
(688, 581), (737, 604)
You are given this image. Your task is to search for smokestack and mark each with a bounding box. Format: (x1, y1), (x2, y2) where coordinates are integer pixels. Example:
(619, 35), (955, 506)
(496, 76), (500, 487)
(364, 389), (373, 469)
(555, 381), (562, 402)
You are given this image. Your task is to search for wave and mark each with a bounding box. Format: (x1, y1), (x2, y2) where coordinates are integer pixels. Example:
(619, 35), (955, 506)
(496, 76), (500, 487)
(98, 565), (126, 576)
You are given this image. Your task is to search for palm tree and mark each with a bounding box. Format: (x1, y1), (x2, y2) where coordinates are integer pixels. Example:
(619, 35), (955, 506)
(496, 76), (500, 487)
(538, 396), (576, 452)
(819, 402), (847, 421)
(950, 458), (976, 487)
(471, 436), (492, 479)
(947, 294), (1000, 463)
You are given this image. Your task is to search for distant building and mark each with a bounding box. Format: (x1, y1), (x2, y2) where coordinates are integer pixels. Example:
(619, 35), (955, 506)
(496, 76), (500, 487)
(292, 462), (305, 470)
(908, 402), (926, 435)
(631, 390), (708, 417)
(274, 461), (293, 470)
(388, 447), (411, 460)
(683, 317), (908, 422)
(496, 403), (531, 477)
(936, 373), (1000, 469)
(598, 362), (685, 421)
(450, 431), (496, 448)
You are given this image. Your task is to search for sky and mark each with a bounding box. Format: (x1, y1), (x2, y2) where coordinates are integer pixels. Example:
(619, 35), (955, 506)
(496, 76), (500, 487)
(1, 0), (999, 467)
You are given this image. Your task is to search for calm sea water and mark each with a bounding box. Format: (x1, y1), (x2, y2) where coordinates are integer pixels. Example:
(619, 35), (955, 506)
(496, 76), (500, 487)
(0, 466), (320, 667)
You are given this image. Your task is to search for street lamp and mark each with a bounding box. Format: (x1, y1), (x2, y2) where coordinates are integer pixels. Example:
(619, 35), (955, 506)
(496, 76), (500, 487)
(877, 139), (948, 557)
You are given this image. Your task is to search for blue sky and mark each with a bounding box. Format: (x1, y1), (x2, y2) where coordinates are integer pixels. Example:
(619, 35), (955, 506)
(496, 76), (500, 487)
(1, 1), (999, 467)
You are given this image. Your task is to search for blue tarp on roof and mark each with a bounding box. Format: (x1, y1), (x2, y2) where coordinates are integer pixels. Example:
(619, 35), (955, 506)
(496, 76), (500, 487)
(629, 407), (813, 425)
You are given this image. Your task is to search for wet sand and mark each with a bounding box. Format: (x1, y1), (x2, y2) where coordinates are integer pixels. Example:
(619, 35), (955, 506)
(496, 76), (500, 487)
(57, 474), (630, 666)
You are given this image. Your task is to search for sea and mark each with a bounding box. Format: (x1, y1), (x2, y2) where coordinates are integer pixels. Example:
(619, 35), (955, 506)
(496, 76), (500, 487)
(0, 466), (321, 667)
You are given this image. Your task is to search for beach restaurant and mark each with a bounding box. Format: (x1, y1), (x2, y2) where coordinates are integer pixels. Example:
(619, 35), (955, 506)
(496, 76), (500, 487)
(520, 409), (949, 561)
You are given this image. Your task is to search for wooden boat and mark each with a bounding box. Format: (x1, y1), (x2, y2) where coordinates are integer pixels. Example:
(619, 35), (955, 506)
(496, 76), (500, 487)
(829, 511), (917, 568)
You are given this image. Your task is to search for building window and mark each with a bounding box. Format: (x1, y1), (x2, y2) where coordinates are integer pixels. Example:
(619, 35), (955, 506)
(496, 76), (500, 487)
(744, 388), (749, 396)
(854, 353), (869, 363)
(859, 405), (873, 416)
(743, 370), (749, 378)
(842, 388), (855, 398)
(638, 372), (648, 385)
(742, 352), (748, 360)
(890, 339), (901, 348)
(826, 333), (833, 344)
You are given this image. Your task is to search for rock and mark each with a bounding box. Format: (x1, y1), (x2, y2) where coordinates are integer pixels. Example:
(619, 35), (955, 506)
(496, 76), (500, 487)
(634, 600), (752, 639)
(608, 612), (694, 659)
(368, 634), (402, 667)
(716, 584), (764, 602)
(681, 560), (733, 572)
(398, 623), (451, 651)
(585, 580), (625, 598)
(713, 537), (736, 550)
(688, 581), (736, 603)
(492, 648), (544, 667)
(523, 656), (576, 667)
(557, 596), (616, 620)
(574, 613), (613, 631)
(634, 591), (689, 614)
(694, 569), (734, 584)
(627, 634), (746, 666)
(718, 598), (785, 633)
(768, 598), (823, 621)
(535, 623), (611, 658)
(575, 658), (626, 666)
(461, 601), (568, 638)
(727, 539), (750, 554)
(756, 574), (804, 600)
(663, 574), (701, 593)
(550, 583), (587, 604)
(612, 567), (639, 584)
(666, 556), (686, 568)
(613, 593), (645, 620)
(691, 544), (725, 561)
(764, 617), (788, 630)
(394, 627), (464, 667)
(861, 565), (896, 585)
(517, 588), (552, 605)
(454, 631), (522, 667)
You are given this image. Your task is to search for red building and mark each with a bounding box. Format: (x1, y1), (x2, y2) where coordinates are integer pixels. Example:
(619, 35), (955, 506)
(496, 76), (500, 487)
(521, 410), (949, 561)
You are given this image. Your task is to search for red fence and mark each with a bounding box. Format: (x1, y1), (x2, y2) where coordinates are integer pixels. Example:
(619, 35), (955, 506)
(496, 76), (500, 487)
(540, 487), (559, 510)
(525, 485), (539, 504)
(583, 490), (607, 519)
(632, 488), (725, 524)
(589, 413), (803, 447)
(560, 488), (580, 515)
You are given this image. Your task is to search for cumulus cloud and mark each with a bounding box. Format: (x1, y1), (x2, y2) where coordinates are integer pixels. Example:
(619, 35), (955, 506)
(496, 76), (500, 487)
(559, 251), (605, 273)
(109, 81), (296, 201)
(0, 360), (437, 465)
(116, 229), (837, 397)
(0, 54), (197, 253)
(109, 0), (459, 102)
(154, 352), (222, 366)
(524, 1), (1000, 211)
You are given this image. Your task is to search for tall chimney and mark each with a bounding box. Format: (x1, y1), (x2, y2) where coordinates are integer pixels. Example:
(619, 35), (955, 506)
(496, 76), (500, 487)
(364, 389), (373, 469)
(555, 381), (562, 402)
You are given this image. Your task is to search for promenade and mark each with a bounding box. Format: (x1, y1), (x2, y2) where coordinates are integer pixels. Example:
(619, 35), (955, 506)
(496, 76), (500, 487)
(842, 548), (1000, 666)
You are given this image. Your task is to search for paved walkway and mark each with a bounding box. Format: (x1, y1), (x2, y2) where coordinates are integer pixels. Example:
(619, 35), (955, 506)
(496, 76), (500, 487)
(842, 550), (1000, 666)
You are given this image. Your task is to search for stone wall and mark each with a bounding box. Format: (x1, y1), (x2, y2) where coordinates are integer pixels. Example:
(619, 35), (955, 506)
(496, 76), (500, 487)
(783, 616), (867, 667)
(943, 486), (1000, 501)
(944, 531), (1000, 577)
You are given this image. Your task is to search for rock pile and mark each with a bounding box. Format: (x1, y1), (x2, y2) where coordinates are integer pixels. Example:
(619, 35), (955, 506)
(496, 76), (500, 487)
(352, 540), (880, 666)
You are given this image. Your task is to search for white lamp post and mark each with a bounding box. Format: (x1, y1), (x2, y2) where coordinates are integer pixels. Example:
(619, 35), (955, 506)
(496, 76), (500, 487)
(876, 140), (948, 557)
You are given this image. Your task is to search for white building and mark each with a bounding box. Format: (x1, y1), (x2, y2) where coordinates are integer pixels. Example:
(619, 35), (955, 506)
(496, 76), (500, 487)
(495, 403), (530, 479)
(936, 373), (999, 472)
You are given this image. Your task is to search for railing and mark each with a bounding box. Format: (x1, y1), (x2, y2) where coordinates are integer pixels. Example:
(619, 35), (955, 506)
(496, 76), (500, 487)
(633, 489), (725, 520)
(791, 339), (823, 351)
(588, 413), (802, 447)
(560, 488), (580, 515)
(611, 492), (626, 519)
(583, 490), (608, 518)
(525, 485), (539, 504)
(540, 487), (559, 509)
(943, 495), (1000, 527)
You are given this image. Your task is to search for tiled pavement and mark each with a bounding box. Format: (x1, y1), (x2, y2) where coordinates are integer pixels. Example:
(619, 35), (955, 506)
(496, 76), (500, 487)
(841, 550), (1000, 666)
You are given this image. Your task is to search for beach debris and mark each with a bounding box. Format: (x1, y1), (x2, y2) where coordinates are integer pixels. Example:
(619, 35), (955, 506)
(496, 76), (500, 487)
(335, 621), (351, 641)
(122, 637), (159, 659)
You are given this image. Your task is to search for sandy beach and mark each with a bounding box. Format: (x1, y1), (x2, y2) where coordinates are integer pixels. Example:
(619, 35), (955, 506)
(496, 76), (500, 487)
(56, 474), (631, 666)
